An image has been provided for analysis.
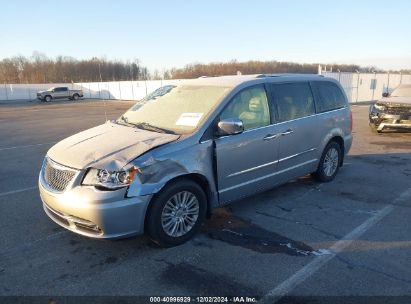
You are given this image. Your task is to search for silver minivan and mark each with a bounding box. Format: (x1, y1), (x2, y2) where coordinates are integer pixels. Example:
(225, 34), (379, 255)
(39, 74), (352, 247)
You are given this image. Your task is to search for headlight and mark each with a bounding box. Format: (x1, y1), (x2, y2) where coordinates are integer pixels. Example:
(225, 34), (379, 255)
(82, 167), (140, 189)
(374, 103), (386, 111)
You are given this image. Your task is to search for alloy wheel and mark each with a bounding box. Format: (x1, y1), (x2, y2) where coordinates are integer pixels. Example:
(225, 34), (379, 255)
(323, 147), (339, 177)
(161, 191), (199, 238)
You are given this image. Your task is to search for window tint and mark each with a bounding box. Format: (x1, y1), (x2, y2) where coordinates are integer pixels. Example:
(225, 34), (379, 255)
(271, 83), (315, 122)
(315, 82), (346, 112)
(220, 85), (270, 130)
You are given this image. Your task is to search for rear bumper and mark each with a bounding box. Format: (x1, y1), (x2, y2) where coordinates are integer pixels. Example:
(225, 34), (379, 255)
(39, 178), (152, 239)
(343, 134), (353, 155)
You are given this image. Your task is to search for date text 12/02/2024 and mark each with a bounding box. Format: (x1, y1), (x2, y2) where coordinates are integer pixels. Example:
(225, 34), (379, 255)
(149, 296), (257, 303)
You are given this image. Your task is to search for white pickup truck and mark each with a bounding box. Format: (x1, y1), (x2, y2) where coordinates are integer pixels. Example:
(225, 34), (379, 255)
(37, 87), (84, 102)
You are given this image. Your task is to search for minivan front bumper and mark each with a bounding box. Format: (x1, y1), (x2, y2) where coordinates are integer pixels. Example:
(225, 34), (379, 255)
(39, 177), (152, 239)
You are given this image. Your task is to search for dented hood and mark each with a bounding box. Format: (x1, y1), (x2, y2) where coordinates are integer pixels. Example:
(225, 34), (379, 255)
(47, 122), (180, 170)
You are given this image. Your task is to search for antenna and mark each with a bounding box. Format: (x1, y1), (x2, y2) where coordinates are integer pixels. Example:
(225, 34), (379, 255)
(99, 61), (108, 122)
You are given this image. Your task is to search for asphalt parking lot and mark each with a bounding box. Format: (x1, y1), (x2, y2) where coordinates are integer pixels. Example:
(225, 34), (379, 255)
(1, 99), (411, 302)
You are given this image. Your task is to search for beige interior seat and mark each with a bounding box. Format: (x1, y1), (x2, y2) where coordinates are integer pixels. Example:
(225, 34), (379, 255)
(239, 94), (268, 129)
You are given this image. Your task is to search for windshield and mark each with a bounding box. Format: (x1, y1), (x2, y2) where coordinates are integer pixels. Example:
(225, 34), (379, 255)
(46, 87), (55, 91)
(120, 85), (231, 134)
(391, 85), (411, 97)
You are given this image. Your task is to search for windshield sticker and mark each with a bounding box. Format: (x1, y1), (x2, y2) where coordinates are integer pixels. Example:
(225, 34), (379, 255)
(143, 85), (175, 103)
(176, 113), (204, 127)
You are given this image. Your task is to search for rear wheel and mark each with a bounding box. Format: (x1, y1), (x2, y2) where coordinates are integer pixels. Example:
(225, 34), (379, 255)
(312, 141), (342, 182)
(73, 94), (80, 101)
(146, 179), (207, 247)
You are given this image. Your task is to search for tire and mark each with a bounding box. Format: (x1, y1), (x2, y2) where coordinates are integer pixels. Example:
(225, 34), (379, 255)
(146, 179), (207, 247)
(44, 95), (52, 102)
(312, 141), (342, 182)
(73, 94), (79, 101)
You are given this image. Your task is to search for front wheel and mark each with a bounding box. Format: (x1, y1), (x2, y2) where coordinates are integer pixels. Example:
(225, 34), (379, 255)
(146, 179), (207, 247)
(44, 95), (52, 102)
(312, 141), (342, 182)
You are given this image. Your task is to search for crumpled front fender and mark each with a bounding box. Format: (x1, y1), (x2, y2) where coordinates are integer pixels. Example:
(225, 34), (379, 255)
(126, 140), (219, 208)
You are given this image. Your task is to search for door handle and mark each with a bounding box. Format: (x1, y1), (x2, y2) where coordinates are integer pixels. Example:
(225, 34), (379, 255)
(281, 129), (294, 136)
(263, 134), (278, 140)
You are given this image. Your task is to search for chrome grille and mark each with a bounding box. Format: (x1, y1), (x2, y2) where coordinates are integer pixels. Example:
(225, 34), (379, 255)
(384, 103), (411, 116)
(42, 158), (77, 192)
(385, 107), (411, 116)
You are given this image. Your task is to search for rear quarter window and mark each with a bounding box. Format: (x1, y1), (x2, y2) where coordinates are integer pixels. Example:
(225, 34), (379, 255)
(314, 82), (347, 113)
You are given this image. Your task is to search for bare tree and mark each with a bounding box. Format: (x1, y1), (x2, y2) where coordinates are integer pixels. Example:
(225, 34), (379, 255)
(0, 53), (150, 83)
(167, 60), (366, 79)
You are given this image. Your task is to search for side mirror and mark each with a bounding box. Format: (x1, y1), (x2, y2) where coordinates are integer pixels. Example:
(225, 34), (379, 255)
(217, 118), (244, 136)
(382, 92), (389, 98)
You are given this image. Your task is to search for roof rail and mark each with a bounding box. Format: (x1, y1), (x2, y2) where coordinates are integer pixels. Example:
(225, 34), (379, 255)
(256, 74), (324, 78)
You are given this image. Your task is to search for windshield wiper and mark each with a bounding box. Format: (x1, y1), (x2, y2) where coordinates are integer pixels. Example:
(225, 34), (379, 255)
(117, 117), (176, 134)
(133, 122), (176, 134)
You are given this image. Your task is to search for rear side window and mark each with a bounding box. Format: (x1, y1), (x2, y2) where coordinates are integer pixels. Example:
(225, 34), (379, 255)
(314, 82), (346, 113)
(270, 83), (315, 122)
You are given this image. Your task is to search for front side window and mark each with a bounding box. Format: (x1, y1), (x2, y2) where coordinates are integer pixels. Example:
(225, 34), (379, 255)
(315, 82), (347, 112)
(271, 83), (315, 122)
(122, 85), (230, 134)
(220, 85), (270, 130)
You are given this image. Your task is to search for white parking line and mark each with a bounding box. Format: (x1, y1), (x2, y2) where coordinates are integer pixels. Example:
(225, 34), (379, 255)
(259, 187), (411, 303)
(0, 186), (37, 198)
(0, 142), (56, 151)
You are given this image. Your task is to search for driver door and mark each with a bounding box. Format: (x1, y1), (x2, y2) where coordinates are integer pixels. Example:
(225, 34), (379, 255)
(214, 84), (280, 204)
